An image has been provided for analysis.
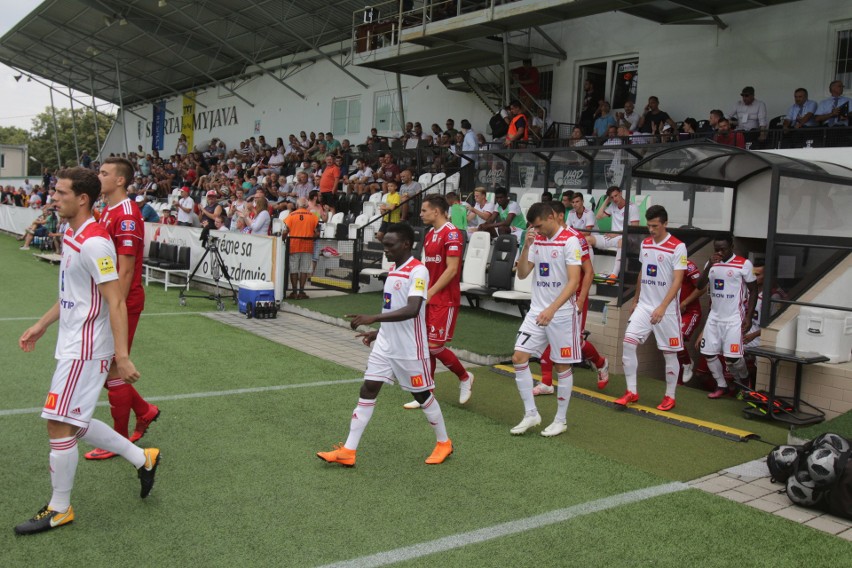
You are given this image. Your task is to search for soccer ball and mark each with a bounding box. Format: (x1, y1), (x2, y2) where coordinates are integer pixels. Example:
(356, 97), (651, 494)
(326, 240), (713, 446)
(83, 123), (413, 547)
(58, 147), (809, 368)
(807, 446), (841, 486)
(786, 471), (825, 507)
(768, 445), (800, 482)
(812, 432), (850, 454)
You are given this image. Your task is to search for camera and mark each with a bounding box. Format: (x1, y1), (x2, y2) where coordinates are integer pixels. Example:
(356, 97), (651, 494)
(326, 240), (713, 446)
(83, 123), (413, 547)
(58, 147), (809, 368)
(199, 226), (219, 248)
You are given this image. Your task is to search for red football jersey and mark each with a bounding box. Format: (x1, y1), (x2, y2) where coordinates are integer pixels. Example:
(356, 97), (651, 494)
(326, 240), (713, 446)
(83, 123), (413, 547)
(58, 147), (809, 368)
(99, 198), (145, 314)
(679, 259), (702, 315)
(423, 222), (463, 307)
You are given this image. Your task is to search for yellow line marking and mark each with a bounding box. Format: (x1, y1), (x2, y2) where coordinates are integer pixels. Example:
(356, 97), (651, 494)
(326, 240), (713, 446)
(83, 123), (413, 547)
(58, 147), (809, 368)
(493, 364), (757, 440)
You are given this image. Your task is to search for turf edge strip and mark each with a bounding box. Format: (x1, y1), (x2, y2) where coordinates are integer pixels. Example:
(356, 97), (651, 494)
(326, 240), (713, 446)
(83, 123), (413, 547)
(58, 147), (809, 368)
(317, 482), (689, 568)
(492, 364), (758, 443)
(0, 378), (364, 417)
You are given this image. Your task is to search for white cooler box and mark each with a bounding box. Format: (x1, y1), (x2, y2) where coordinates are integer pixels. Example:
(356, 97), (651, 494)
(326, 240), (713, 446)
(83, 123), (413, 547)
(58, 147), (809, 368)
(238, 280), (275, 314)
(797, 306), (852, 364)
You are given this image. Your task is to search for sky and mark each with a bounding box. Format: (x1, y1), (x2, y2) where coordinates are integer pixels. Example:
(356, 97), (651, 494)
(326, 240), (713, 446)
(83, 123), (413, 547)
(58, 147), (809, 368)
(0, 0), (114, 131)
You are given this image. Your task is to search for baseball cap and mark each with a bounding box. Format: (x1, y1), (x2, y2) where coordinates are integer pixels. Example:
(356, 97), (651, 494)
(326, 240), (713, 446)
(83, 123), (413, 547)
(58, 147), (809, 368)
(135, 195), (145, 203)
(206, 190), (218, 198)
(740, 86), (755, 96)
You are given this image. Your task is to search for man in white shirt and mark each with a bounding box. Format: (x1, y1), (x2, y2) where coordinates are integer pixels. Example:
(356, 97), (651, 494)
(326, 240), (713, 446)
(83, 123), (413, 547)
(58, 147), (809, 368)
(815, 80), (851, 128)
(174, 187), (195, 226)
(615, 100), (640, 132)
(588, 186), (639, 283)
(465, 186), (496, 236)
(729, 86), (768, 144)
(567, 193), (595, 234)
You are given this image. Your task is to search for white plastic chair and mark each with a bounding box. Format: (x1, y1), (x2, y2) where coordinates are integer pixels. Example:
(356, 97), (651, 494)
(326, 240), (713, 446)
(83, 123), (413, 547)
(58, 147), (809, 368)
(271, 218), (284, 236)
(348, 214), (368, 239)
(361, 252), (393, 278)
(321, 211), (345, 238)
(278, 209), (290, 221)
(518, 189), (544, 217)
(458, 231), (491, 292)
(361, 201), (378, 219)
(417, 172), (433, 186)
(445, 172), (460, 191)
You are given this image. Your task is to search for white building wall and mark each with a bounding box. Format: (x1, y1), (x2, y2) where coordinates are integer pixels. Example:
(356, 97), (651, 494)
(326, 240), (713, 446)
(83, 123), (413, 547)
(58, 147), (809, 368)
(0, 145), (28, 177)
(102, 0), (852, 157)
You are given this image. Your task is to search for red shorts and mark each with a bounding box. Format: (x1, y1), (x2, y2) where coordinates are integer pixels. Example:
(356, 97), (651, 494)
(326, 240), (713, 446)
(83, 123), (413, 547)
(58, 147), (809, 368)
(426, 304), (459, 344)
(681, 311), (701, 341)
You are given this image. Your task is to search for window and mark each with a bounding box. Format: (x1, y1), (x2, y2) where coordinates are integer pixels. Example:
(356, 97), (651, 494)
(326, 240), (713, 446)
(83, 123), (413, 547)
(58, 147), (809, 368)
(332, 96), (361, 137)
(832, 22), (852, 87)
(373, 89), (408, 134)
(0, 153), (5, 169)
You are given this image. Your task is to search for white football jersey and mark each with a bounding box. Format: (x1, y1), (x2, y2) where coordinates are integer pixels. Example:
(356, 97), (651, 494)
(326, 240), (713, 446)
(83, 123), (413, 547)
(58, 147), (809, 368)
(527, 227), (583, 315)
(605, 201), (639, 232)
(56, 218), (120, 360)
(567, 207), (595, 231)
(373, 256), (430, 360)
(707, 255), (755, 323)
(637, 234), (688, 313)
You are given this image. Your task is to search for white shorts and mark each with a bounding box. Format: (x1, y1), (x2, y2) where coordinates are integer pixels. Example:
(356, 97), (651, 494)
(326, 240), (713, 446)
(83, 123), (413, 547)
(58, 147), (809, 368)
(41, 358), (111, 428)
(700, 318), (744, 359)
(363, 350), (434, 392)
(625, 304), (683, 352)
(514, 309), (582, 364)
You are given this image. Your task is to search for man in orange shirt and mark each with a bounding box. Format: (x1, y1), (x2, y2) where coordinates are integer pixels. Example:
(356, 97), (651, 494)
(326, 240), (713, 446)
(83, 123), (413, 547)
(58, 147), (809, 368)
(317, 155), (340, 216)
(283, 197), (320, 299)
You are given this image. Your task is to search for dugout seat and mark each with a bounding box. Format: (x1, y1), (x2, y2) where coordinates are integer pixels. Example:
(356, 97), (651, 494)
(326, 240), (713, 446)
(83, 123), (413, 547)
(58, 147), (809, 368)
(462, 234), (517, 308)
(492, 267), (533, 317)
(145, 244), (192, 291)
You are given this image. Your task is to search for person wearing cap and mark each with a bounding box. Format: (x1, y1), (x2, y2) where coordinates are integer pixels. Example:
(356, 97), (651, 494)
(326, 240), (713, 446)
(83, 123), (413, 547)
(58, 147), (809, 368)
(135, 195), (160, 223)
(729, 86), (767, 146)
(161, 207), (177, 225)
(199, 190), (225, 229)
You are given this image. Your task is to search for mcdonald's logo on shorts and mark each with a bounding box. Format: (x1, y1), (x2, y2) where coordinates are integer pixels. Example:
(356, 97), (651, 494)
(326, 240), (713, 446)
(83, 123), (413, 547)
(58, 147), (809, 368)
(668, 337), (680, 348)
(730, 344), (740, 353)
(44, 392), (58, 411)
(560, 347), (572, 358)
(410, 374), (424, 387)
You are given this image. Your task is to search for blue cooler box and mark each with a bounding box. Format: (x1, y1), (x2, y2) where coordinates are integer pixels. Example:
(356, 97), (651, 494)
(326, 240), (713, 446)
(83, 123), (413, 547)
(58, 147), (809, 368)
(238, 280), (275, 314)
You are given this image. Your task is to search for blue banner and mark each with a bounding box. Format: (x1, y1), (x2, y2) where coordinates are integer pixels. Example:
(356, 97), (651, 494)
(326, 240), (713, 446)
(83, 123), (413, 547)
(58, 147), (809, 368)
(152, 100), (166, 151)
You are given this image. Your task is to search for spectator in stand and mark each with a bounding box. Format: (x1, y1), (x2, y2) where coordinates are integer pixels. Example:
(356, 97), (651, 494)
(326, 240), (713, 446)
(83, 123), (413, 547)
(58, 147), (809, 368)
(466, 186), (497, 236)
(701, 109), (724, 135)
(174, 187), (195, 226)
(135, 195), (160, 223)
(729, 86), (768, 146)
(511, 59), (540, 103)
(282, 197), (320, 299)
(161, 207), (177, 225)
(783, 87), (818, 131)
(373, 153), (401, 193)
(504, 100), (529, 148)
(263, 147), (286, 175)
(345, 159), (375, 197)
(430, 123), (444, 141)
(244, 195), (271, 235)
(459, 119), (478, 194)
(637, 96), (677, 137)
(444, 119), (458, 140)
(376, 181), (402, 241)
(399, 169), (422, 221)
(413, 122), (432, 145)
(714, 118), (746, 148)
(602, 125), (621, 146)
(680, 118), (699, 140)
(815, 80), (851, 127)
(18, 207), (58, 250)
(593, 101), (618, 139)
(175, 134), (189, 156)
(569, 126), (588, 147)
(28, 190), (43, 209)
(199, 190), (225, 228)
(616, 100), (640, 132)
(291, 170), (315, 202)
(579, 79), (602, 135)
(228, 187), (249, 226)
(317, 154), (340, 216)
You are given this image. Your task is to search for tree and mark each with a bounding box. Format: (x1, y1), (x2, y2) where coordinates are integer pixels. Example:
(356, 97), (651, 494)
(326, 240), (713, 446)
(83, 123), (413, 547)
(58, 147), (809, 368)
(26, 107), (115, 176)
(0, 126), (30, 146)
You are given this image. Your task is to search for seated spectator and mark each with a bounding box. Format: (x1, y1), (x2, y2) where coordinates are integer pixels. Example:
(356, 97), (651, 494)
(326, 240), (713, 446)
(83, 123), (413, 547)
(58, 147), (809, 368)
(345, 159), (375, 196)
(478, 187), (525, 239)
(569, 126), (588, 147)
(783, 87), (818, 131)
(399, 169), (422, 221)
(729, 86), (768, 144)
(636, 96), (677, 136)
(135, 195), (160, 223)
(372, 153), (401, 193)
(466, 186), (497, 236)
(714, 118), (746, 148)
(161, 207), (177, 225)
(680, 117), (699, 140)
(815, 80), (851, 127)
(444, 119), (458, 140)
(213, 216), (228, 231)
(602, 125), (621, 145)
(615, 100), (640, 132)
(18, 207), (58, 250)
(263, 147), (286, 175)
(593, 101), (618, 139)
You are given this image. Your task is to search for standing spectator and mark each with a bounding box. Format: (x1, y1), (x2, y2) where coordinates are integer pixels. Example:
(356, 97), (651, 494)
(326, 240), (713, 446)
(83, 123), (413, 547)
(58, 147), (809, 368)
(511, 59), (540, 103)
(579, 79), (602, 135)
(246, 195), (271, 235)
(373, 153), (401, 193)
(614, 205), (686, 412)
(714, 118), (746, 149)
(504, 100), (529, 148)
(459, 119), (478, 194)
(593, 101), (618, 139)
(174, 187), (195, 226)
(199, 190), (224, 228)
(135, 195), (160, 223)
(317, 155), (340, 216)
(729, 86), (768, 145)
(283, 197), (319, 299)
(695, 235), (758, 398)
(444, 119), (458, 140)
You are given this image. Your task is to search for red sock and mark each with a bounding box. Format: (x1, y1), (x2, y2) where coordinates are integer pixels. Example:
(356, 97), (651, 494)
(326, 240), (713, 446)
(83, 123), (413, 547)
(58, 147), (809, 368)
(432, 346), (468, 381)
(540, 346), (553, 386)
(129, 386), (152, 418)
(581, 341), (606, 369)
(677, 349), (692, 366)
(106, 384), (133, 438)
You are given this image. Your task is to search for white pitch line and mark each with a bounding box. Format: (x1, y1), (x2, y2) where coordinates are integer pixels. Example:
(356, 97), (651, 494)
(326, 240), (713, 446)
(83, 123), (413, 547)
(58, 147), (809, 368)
(0, 312), (206, 322)
(0, 378), (363, 417)
(318, 482), (689, 568)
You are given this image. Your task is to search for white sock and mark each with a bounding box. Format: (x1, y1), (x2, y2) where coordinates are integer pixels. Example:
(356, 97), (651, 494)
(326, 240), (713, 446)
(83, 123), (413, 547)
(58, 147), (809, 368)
(344, 398), (376, 450)
(555, 368), (573, 422)
(48, 437), (78, 513)
(622, 338), (639, 393)
(79, 419), (145, 468)
(706, 356), (727, 388)
(663, 351), (679, 399)
(514, 362), (538, 414)
(612, 245), (622, 277)
(420, 394), (449, 443)
(729, 357), (749, 380)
